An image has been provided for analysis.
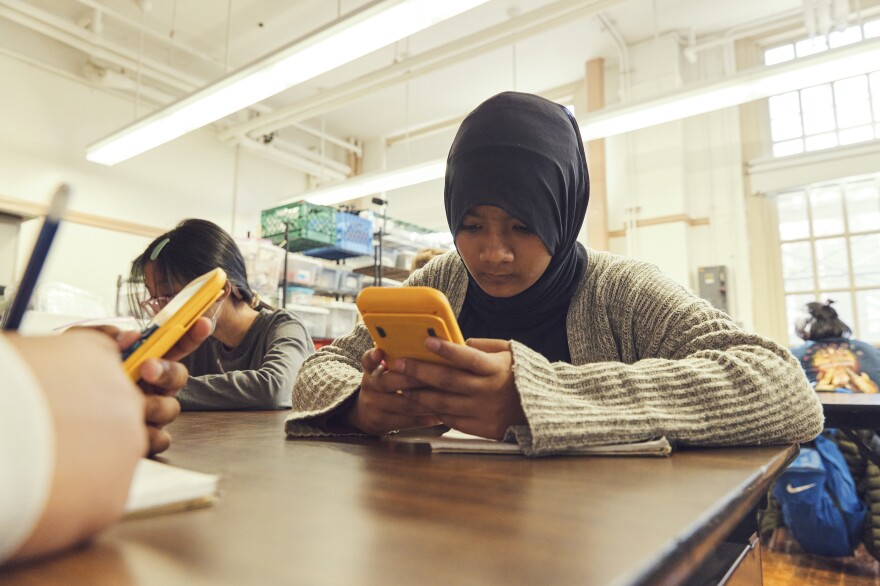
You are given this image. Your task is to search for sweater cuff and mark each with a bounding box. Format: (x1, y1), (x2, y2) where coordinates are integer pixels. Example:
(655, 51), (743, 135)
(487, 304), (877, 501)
(509, 340), (655, 455)
(285, 385), (367, 437)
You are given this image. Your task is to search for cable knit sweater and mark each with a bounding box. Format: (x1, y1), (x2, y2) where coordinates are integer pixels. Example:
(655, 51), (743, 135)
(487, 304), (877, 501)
(285, 249), (824, 456)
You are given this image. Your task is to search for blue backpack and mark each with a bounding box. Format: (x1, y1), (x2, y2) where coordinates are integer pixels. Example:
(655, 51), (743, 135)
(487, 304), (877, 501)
(772, 433), (867, 557)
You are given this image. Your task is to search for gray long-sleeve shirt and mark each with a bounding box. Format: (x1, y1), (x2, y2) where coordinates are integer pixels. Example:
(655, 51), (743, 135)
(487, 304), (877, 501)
(179, 308), (314, 410)
(285, 249), (824, 455)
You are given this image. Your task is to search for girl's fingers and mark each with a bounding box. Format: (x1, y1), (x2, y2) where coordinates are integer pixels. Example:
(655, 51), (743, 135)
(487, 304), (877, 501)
(361, 347), (384, 372)
(421, 337), (499, 376)
(406, 388), (474, 413)
(466, 338), (511, 353)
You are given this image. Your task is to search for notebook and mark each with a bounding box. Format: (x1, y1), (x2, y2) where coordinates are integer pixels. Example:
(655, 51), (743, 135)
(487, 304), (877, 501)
(390, 428), (673, 457)
(124, 458), (219, 519)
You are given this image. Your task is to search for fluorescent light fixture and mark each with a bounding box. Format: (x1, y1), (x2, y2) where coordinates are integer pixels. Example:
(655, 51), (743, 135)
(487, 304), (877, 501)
(278, 158), (447, 207)
(86, 0), (489, 166)
(580, 35), (880, 140)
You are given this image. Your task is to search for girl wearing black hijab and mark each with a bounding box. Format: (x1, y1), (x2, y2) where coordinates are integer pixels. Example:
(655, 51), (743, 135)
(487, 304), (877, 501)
(286, 92), (823, 454)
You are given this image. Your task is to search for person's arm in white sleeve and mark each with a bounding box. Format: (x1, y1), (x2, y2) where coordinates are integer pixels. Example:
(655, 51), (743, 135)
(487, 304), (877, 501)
(0, 335), (55, 563)
(1, 331), (146, 565)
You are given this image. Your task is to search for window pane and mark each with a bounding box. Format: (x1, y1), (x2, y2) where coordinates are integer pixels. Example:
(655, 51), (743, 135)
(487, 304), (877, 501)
(810, 188), (846, 236)
(856, 289), (880, 345)
(771, 116), (804, 141)
(801, 84), (833, 111)
(777, 191), (811, 240)
(781, 241), (815, 292)
(839, 125), (875, 145)
(815, 237), (850, 289)
(865, 19), (880, 39)
(801, 85), (835, 135)
(802, 108), (836, 135)
(818, 292), (855, 332)
(765, 44), (795, 65)
(769, 91), (801, 115)
(851, 234), (880, 286)
(828, 26), (863, 48)
(835, 101), (872, 128)
(796, 37), (828, 57)
(786, 293), (817, 346)
(773, 138), (804, 157)
(805, 132), (838, 151)
(846, 182), (880, 233)
(834, 76), (872, 128)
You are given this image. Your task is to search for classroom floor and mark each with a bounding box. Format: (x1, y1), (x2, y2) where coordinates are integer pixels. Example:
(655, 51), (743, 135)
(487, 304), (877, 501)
(763, 528), (880, 585)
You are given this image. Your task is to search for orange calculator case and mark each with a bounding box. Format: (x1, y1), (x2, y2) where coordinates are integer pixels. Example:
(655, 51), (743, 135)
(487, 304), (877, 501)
(122, 268), (227, 381)
(356, 286), (465, 365)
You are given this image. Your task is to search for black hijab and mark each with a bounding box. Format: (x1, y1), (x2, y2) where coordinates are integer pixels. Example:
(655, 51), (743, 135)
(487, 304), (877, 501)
(444, 91), (589, 363)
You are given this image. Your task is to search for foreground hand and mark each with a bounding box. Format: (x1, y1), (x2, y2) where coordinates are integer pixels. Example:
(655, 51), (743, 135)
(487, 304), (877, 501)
(388, 337), (526, 440)
(344, 347), (443, 436)
(79, 317), (212, 455)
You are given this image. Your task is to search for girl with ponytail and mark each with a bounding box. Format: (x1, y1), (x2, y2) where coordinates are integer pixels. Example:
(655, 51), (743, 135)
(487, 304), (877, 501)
(130, 219), (314, 410)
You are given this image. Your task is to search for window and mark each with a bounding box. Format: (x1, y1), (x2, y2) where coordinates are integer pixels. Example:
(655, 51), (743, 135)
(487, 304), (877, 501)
(776, 176), (880, 346)
(765, 20), (880, 158)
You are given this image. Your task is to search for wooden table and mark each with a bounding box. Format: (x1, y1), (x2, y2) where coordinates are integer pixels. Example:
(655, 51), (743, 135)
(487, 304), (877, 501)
(1, 412), (796, 586)
(819, 391), (880, 430)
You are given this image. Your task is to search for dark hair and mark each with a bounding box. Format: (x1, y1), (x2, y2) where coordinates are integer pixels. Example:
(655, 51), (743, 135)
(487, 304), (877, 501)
(411, 248), (448, 271)
(795, 300), (852, 341)
(129, 219), (270, 321)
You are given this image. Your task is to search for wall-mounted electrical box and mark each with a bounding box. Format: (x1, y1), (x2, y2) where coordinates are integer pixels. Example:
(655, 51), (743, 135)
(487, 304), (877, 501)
(697, 265), (728, 313)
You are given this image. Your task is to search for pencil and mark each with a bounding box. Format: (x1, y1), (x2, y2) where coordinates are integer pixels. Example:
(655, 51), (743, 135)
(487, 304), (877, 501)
(1, 184), (71, 331)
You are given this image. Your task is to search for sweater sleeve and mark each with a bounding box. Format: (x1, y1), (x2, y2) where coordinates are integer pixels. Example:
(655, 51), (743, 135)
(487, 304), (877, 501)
(285, 257), (456, 436)
(284, 322), (374, 436)
(178, 316), (313, 410)
(508, 261), (825, 456)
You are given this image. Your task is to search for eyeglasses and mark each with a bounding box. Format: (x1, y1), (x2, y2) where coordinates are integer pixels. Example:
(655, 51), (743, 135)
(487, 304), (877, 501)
(138, 295), (174, 318)
(138, 290), (227, 321)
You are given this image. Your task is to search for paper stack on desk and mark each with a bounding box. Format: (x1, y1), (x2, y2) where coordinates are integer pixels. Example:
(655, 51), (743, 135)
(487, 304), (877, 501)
(124, 458), (219, 519)
(392, 429), (673, 457)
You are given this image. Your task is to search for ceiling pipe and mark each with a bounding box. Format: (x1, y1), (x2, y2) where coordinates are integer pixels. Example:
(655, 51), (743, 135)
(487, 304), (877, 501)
(680, 3), (879, 64)
(237, 136), (349, 182)
(687, 8), (805, 56)
(77, 8), (102, 34)
(289, 122), (363, 156)
(69, 0), (225, 67)
(266, 136), (352, 176)
(217, 0), (627, 142)
(0, 0), (204, 91)
(82, 61), (177, 104)
(596, 12), (630, 102)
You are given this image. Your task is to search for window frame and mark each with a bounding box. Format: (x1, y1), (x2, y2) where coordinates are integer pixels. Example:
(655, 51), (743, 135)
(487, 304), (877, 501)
(774, 175), (880, 346)
(763, 19), (880, 158)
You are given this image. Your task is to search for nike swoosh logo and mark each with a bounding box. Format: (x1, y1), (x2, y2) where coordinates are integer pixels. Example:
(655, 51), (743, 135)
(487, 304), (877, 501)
(786, 483), (817, 494)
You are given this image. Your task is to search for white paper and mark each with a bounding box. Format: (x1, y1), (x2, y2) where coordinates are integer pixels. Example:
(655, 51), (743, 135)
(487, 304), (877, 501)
(426, 429), (673, 456)
(124, 458), (219, 515)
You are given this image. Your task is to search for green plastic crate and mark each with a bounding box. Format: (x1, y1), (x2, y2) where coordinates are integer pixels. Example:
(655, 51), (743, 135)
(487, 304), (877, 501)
(261, 201), (337, 252)
(303, 211), (374, 260)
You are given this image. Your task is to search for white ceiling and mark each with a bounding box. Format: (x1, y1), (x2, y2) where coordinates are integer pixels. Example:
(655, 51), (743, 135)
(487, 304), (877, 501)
(0, 0), (843, 188)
